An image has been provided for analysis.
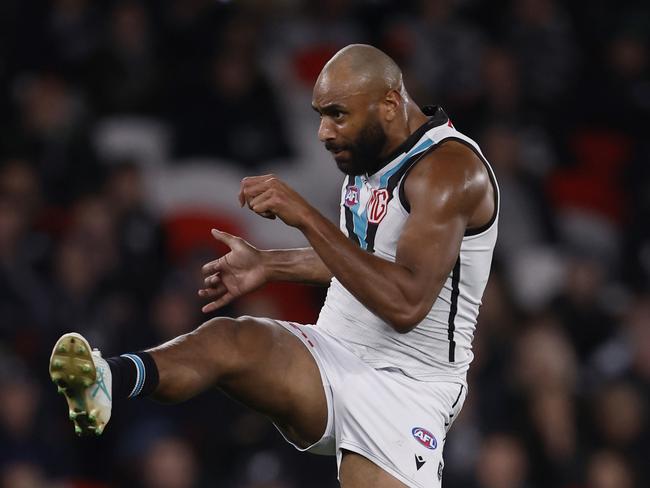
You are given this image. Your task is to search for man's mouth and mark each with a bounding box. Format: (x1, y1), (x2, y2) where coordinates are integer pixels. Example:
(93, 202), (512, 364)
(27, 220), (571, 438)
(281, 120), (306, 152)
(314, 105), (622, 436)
(326, 142), (345, 153)
(327, 146), (348, 157)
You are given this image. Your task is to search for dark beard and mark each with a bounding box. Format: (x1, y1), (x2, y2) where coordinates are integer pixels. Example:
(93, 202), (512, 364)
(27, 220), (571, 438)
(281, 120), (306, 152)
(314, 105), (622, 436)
(328, 120), (387, 176)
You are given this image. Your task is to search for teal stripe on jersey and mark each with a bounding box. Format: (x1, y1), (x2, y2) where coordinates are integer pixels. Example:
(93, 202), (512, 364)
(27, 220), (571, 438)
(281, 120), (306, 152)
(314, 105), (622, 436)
(379, 139), (434, 188)
(406, 139), (435, 159)
(351, 176), (368, 249)
(350, 139), (434, 248)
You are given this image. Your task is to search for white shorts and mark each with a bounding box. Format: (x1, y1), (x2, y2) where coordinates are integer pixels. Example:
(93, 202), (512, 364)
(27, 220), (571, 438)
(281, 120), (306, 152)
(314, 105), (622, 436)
(274, 321), (467, 488)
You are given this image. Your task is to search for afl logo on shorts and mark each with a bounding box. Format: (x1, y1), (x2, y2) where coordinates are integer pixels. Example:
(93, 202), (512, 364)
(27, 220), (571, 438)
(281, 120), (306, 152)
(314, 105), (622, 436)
(412, 427), (437, 450)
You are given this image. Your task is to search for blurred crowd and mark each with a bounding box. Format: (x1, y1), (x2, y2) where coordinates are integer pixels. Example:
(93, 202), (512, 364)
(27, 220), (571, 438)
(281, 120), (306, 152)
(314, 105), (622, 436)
(0, 0), (649, 487)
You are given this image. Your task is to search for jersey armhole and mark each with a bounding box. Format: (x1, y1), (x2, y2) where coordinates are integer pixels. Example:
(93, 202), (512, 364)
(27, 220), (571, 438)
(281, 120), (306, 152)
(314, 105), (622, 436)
(398, 137), (499, 237)
(397, 144), (440, 212)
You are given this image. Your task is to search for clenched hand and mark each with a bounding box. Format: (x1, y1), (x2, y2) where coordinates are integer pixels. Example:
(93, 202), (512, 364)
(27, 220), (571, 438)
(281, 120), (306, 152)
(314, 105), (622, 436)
(238, 174), (314, 228)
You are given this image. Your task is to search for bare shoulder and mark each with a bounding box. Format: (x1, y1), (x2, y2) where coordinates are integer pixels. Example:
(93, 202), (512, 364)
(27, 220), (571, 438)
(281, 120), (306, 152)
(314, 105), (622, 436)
(404, 140), (490, 214)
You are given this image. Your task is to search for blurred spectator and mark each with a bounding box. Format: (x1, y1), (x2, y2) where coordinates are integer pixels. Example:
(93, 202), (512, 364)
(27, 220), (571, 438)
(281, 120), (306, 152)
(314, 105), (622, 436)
(474, 434), (530, 488)
(150, 285), (200, 343)
(482, 124), (553, 263)
(460, 46), (522, 132)
(0, 372), (42, 449)
(0, 364), (74, 484)
(590, 292), (650, 387)
(105, 162), (166, 301)
(240, 450), (294, 488)
(514, 316), (578, 392)
(85, 1), (160, 115)
(551, 255), (615, 360)
(525, 387), (579, 486)
(1, 460), (50, 488)
(4, 73), (102, 204)
(262, 0), (366, 89)
(507, 0), (577, 107)
(47, 0), (103, 76)
(586, 451), (635, 488)
(591, 381), (647, 479)
(169, 12), (293, 167)
(49, 196), (136, 352)
(381, 0), (484, 110)
(0, 159), (43, 219)
(572, 23), (649, 133)
(142, 436), (203, 488)
(0, 192), (51, 337)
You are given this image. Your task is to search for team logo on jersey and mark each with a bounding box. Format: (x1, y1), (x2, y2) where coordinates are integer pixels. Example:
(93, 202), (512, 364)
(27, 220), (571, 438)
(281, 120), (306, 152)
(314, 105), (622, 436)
(412, 427), (437, 450)
(344, 185), (359, 207)
(368, 188), (389, 223)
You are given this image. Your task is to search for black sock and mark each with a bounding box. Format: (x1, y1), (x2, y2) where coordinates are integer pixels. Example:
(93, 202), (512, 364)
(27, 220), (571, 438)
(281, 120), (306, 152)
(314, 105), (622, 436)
(106, 352), (159, 399)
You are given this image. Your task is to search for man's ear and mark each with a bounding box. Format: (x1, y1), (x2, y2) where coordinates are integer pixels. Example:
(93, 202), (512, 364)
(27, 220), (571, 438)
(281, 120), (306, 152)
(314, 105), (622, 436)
(382, 89), (402, 122)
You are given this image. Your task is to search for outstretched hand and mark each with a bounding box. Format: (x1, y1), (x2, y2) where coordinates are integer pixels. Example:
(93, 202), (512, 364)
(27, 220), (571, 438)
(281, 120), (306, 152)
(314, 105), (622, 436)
(199, 229), (268, 313)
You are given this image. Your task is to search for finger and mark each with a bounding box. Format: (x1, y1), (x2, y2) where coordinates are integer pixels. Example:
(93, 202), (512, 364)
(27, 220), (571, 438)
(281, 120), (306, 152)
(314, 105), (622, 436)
(198, 283), (227, 298)
(241, 178), (275, 205)
(248, 191), (275, 216)
(249, 192), (277, 220)
(210, 229), (239, 248)
(201, 259), (222, 276)
(202, 293), (235, 313)
(239, 176), (257, 207)
(203, 272), (222, 287)
(243, 174), (276, 184)
(238, 185), (245, 207)
(202, 257), (226, 276)
(248, 190), (277, 219)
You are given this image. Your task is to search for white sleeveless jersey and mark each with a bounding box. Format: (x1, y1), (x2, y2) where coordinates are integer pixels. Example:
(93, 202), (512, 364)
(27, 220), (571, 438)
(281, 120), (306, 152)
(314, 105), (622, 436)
(316, 106), (499, 383)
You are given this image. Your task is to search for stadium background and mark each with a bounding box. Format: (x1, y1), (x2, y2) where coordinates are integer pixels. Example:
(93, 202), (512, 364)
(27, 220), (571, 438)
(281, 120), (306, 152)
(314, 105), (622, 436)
(0, 0), (648, 487)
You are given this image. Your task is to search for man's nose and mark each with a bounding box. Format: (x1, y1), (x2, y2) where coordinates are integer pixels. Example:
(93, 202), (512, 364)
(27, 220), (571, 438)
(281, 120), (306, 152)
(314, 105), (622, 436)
(318, 118), (335, 142)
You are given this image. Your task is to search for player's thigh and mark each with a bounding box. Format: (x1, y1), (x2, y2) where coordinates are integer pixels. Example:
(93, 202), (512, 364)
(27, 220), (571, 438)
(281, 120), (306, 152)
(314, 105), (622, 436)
(215, 316), (327, 446)
(339, 451), (409, 488)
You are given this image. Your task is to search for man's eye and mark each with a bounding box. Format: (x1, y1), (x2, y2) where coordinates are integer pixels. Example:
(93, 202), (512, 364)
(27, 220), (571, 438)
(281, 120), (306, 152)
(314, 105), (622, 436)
(333, 111), (344, 120)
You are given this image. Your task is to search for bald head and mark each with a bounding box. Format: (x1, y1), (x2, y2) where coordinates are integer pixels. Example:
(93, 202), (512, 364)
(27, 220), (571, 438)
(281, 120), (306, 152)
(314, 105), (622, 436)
(316, 44), (404, 98)
(312, 44), (426, 176)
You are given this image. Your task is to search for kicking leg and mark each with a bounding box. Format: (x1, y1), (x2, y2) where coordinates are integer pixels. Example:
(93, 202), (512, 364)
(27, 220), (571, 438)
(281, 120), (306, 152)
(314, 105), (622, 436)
(147, 316), (327, 445)
(51, 316), (329, 445)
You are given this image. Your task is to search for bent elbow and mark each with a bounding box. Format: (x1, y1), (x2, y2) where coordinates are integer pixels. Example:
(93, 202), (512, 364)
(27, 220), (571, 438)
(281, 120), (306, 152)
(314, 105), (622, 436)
(389, 308), (428, 334)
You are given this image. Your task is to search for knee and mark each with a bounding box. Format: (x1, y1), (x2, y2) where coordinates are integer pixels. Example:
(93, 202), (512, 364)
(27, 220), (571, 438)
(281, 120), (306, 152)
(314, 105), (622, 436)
(191, 316), (259, 346)
(189, 316), (270, 378)
(190, 316), (239, 343)
(150, 316), (268, 403)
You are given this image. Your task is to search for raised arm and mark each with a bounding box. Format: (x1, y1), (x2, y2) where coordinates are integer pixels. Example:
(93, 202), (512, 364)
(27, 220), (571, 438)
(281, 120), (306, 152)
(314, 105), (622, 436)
(239, 142), (492, 332)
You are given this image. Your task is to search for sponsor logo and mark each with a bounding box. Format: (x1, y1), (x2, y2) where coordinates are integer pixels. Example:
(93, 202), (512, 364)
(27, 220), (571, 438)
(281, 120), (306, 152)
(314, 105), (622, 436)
(412, 427), (437, 450)
(344, 185), (359, 207)
(414, 454), (426, 471)
(368, 188), (389, 223)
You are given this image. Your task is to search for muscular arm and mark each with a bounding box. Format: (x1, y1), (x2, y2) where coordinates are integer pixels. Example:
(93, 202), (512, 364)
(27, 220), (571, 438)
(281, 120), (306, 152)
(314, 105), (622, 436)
(262, 247), (333, 285)
(299, 145), (488, 332)
(239, 143), (491, 332)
